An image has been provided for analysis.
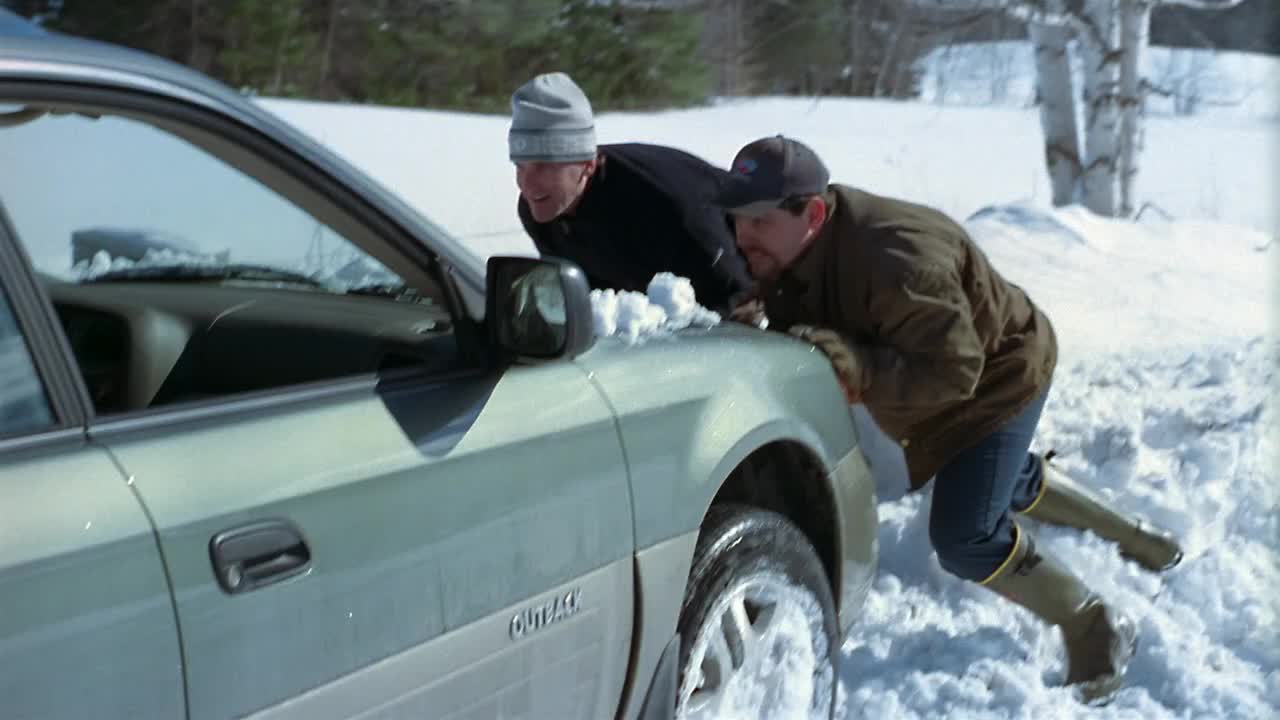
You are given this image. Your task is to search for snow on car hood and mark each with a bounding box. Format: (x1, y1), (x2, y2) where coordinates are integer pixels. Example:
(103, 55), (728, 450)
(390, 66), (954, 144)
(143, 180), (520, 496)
(590, 272), (722, 345)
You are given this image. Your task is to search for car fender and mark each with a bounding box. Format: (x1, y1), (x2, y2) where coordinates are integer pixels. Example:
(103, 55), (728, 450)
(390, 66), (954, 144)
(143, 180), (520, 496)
(575, 326), (879, 719)
(575, 325), (860, 547)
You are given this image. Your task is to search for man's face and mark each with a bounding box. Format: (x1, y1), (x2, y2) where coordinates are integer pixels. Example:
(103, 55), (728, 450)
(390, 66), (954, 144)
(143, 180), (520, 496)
(732, 202), (821, 282)
(515, 160), (595, 223)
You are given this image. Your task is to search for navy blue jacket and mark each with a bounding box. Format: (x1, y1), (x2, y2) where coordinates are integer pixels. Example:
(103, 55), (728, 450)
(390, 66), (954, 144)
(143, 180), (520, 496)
(517, 143), (752, 313)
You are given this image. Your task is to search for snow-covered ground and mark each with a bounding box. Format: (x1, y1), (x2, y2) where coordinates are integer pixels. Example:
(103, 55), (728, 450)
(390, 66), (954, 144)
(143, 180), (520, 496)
(256, 45), (1277, 719)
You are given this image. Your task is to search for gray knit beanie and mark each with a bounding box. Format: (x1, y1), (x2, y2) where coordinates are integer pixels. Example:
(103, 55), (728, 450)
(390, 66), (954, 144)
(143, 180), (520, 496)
(508, 72), (597, 163)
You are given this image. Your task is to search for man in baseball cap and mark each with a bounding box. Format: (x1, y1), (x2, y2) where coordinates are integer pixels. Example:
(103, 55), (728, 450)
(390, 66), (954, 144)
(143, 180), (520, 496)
(720, 134), (1181, 704)
(715, 135), (832, 283)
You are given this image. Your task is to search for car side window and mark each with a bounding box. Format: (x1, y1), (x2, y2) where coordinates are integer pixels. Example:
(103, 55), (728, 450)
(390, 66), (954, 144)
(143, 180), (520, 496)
(0, 103), (459, 417)
(0, 283), (55, 437)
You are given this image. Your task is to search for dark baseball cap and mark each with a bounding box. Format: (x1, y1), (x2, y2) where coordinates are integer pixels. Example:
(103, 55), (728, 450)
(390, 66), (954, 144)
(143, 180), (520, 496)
(717, 135), (830, 216)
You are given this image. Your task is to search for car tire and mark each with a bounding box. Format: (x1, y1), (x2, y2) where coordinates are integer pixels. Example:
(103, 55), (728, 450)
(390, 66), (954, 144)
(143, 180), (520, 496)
(674, 504), (839, 720)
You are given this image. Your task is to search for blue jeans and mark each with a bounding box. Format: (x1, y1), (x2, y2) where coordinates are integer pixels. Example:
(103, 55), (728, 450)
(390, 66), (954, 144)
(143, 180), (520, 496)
(929, 387), (1050, 582)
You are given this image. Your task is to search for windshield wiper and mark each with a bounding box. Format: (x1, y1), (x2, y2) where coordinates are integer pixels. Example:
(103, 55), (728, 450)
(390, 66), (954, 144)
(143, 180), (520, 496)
(345, 280), (409, 297)
(345, 282), (431, 303)
(85, 263), (330, 288)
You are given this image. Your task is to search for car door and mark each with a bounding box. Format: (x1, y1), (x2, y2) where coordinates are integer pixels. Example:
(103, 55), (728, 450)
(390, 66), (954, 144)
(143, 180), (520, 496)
(0, 74), (634, 719)
(106, 360), (634, 720)
(0, 217), (185, 718)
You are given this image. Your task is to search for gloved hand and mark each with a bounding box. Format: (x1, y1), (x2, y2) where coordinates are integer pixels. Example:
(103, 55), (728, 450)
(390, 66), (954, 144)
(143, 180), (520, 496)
(788, 324), (865, 404)
(728, 299), (769, 329)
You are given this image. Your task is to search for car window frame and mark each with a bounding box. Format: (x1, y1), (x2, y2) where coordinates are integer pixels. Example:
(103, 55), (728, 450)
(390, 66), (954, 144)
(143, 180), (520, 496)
(0, 78), (493, 432)
(0, 195), (88, 445)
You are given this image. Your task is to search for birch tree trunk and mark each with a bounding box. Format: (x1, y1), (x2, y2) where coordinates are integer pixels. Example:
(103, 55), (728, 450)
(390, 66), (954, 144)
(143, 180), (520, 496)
(1030, 0), (1082, 206)
(917, 0), (1248, 216)
(1079, 0), (1123, 216)
(1118, 0), (1152, 217)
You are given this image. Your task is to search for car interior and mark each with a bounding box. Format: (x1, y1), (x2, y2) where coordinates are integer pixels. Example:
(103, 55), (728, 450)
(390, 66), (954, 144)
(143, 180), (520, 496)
(2, 99), (469, 418)
(39, 275), (460, 416)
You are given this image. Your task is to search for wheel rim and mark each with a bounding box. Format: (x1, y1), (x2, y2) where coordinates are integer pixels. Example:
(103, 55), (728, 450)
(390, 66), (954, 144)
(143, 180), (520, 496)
(676, 571), (831, 720)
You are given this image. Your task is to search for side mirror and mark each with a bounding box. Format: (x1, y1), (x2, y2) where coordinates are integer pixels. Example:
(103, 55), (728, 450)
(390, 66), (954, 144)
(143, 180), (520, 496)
(486, 255), (595, 361)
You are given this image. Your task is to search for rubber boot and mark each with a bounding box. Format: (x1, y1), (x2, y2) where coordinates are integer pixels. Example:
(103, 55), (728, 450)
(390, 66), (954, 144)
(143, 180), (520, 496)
(1019, 454), (1183, 572)
(982, 522), (1138, 704)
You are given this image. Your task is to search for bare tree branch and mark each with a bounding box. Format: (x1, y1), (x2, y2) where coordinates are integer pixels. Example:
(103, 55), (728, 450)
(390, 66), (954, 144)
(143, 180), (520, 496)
(908, 11), (1000, 33)
(1157, 0), (1248, 9)
(908, 0), (1250, 42)
(911, 0), (1092, 39)
(1018, 4), (1102, 48)
(1003, 0), (1085, 29)
(1134, 201), (1175, 221)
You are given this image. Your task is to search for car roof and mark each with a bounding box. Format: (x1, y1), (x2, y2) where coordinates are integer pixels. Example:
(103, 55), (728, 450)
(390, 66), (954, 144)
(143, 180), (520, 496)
(0, 22), (489, 308)
(0, 8), (48, 37)
(0, 27), (288, 117)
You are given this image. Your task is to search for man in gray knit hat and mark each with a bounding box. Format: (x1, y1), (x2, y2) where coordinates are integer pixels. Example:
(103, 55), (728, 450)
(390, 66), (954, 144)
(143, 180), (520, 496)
(508, 72), (751, 313)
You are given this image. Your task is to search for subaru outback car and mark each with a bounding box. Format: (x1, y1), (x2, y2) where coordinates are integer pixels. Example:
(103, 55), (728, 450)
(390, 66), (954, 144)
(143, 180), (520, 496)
(0, 18), (877, 720)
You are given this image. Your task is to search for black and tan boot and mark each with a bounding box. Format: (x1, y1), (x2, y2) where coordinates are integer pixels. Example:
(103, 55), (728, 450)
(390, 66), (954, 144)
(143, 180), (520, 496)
(1019, 453), (1183, 572)
(982, 522), (1138, 704)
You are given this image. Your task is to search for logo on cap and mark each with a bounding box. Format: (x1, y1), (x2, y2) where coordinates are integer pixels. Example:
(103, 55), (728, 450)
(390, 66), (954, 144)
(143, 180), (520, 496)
(734, 158), (758, 175)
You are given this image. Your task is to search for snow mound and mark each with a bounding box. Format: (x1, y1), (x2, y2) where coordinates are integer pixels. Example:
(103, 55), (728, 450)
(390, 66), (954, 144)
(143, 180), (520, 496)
(591, 273), (721, 344)
(967, 203), (1088, 246)
(964, 204), (1274, 357)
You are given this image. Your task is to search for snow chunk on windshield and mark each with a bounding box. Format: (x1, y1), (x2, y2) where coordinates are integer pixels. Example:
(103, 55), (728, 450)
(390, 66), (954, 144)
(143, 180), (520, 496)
(591, 273), (722, 344)
(74, 248), (226, 280)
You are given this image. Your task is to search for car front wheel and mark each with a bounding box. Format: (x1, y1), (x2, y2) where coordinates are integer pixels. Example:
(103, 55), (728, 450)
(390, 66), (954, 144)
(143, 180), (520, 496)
(674, 505), (838, 720)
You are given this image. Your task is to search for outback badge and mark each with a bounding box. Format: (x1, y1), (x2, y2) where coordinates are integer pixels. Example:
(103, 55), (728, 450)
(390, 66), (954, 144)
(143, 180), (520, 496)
(510, 588), (581, 641)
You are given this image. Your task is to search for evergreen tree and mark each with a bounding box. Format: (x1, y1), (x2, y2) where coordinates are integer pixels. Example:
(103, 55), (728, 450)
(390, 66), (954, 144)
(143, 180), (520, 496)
(555, 0), (709, 110)
(220, 0), (319, 97)
(745, 0), (845, 95)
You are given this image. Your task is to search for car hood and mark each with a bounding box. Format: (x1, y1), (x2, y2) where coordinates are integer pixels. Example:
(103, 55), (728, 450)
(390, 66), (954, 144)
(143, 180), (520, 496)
(571, 322), (859, 470)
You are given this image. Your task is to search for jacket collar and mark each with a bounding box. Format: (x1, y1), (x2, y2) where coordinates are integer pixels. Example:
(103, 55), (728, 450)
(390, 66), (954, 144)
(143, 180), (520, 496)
(554, 152), (611, 222)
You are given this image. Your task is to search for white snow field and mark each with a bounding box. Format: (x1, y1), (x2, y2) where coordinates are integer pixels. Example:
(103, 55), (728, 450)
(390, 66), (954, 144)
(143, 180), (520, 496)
(256, 44), (1277, 720)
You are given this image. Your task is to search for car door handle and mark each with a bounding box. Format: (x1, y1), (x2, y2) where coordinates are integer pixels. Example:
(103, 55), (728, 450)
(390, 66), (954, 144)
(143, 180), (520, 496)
(209, 520), (311, 594)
